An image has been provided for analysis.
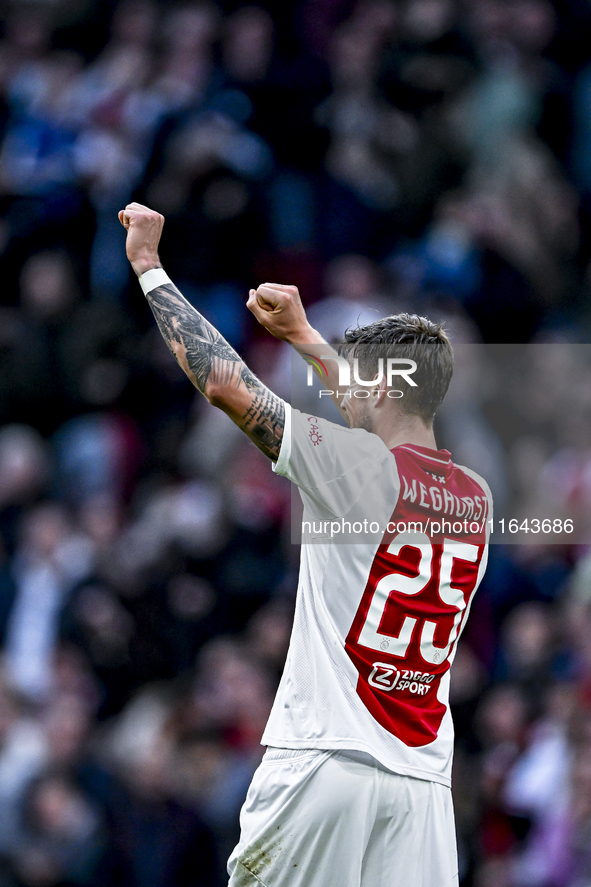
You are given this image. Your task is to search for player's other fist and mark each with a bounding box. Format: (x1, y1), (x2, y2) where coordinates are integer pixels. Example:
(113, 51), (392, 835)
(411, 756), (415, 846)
(118, 202), (164, 277)
(247, 283), (311, 343)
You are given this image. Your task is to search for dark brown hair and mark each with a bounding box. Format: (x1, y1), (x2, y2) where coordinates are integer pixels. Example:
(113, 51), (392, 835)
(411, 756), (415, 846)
(338, 313), (454, 424)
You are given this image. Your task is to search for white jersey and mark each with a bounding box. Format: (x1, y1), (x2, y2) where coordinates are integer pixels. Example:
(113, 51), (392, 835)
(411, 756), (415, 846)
(262, 404), (492, 786)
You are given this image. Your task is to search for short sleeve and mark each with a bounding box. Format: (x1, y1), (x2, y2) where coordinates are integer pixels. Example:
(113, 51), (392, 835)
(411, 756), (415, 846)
(273, 403), (398, 517)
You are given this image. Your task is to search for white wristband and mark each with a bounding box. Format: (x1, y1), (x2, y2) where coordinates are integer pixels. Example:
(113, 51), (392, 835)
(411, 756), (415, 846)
(139, 268), (171, 295)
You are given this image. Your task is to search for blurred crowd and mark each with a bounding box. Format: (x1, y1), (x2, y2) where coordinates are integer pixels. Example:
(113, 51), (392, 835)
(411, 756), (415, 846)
(0, 0), (591, 885)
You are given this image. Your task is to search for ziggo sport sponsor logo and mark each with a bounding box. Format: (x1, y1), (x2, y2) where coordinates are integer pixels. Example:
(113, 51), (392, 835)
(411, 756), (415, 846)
(368, 663), (435, 695)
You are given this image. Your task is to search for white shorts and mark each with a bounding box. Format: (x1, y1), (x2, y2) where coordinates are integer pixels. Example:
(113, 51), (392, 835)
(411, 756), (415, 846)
(227, 747), (458, 887)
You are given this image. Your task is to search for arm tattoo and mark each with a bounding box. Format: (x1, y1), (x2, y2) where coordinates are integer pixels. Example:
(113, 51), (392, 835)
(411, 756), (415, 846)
(243, 386), (285, 452)
(145, 282), (285, 460)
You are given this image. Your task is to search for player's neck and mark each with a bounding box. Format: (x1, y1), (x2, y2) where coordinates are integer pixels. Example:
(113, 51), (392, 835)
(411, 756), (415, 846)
(376, 417), (438, 452)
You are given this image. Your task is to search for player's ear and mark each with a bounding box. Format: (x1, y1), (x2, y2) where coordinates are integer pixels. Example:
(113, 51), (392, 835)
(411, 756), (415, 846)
(373, 373), (388, 407)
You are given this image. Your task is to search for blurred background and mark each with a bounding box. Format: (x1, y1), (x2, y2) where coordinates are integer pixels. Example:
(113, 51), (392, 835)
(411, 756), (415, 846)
(0, 0), (590, 885)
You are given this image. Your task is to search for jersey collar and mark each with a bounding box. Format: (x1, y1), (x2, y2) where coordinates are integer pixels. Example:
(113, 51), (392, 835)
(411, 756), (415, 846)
(394, 443), (453, 468)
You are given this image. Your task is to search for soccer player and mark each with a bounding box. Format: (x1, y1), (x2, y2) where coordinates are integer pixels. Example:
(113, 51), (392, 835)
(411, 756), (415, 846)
(119, 202), (492, 887)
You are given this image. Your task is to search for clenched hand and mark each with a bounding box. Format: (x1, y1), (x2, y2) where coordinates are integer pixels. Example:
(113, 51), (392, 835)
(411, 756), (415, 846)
(118, 202), (165, 277)
(247, 283), (316, 344)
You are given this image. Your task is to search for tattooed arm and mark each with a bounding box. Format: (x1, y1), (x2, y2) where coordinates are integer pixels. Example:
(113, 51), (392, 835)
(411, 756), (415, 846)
(144, 280), (285, 459)
(119, 203), (284, 460)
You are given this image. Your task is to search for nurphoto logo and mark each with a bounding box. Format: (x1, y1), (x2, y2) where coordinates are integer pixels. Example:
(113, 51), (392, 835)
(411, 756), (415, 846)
(302, 353), (418, 399)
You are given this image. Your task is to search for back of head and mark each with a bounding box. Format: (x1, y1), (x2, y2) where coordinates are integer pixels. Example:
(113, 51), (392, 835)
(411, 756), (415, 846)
(338, 313), (454, 425)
